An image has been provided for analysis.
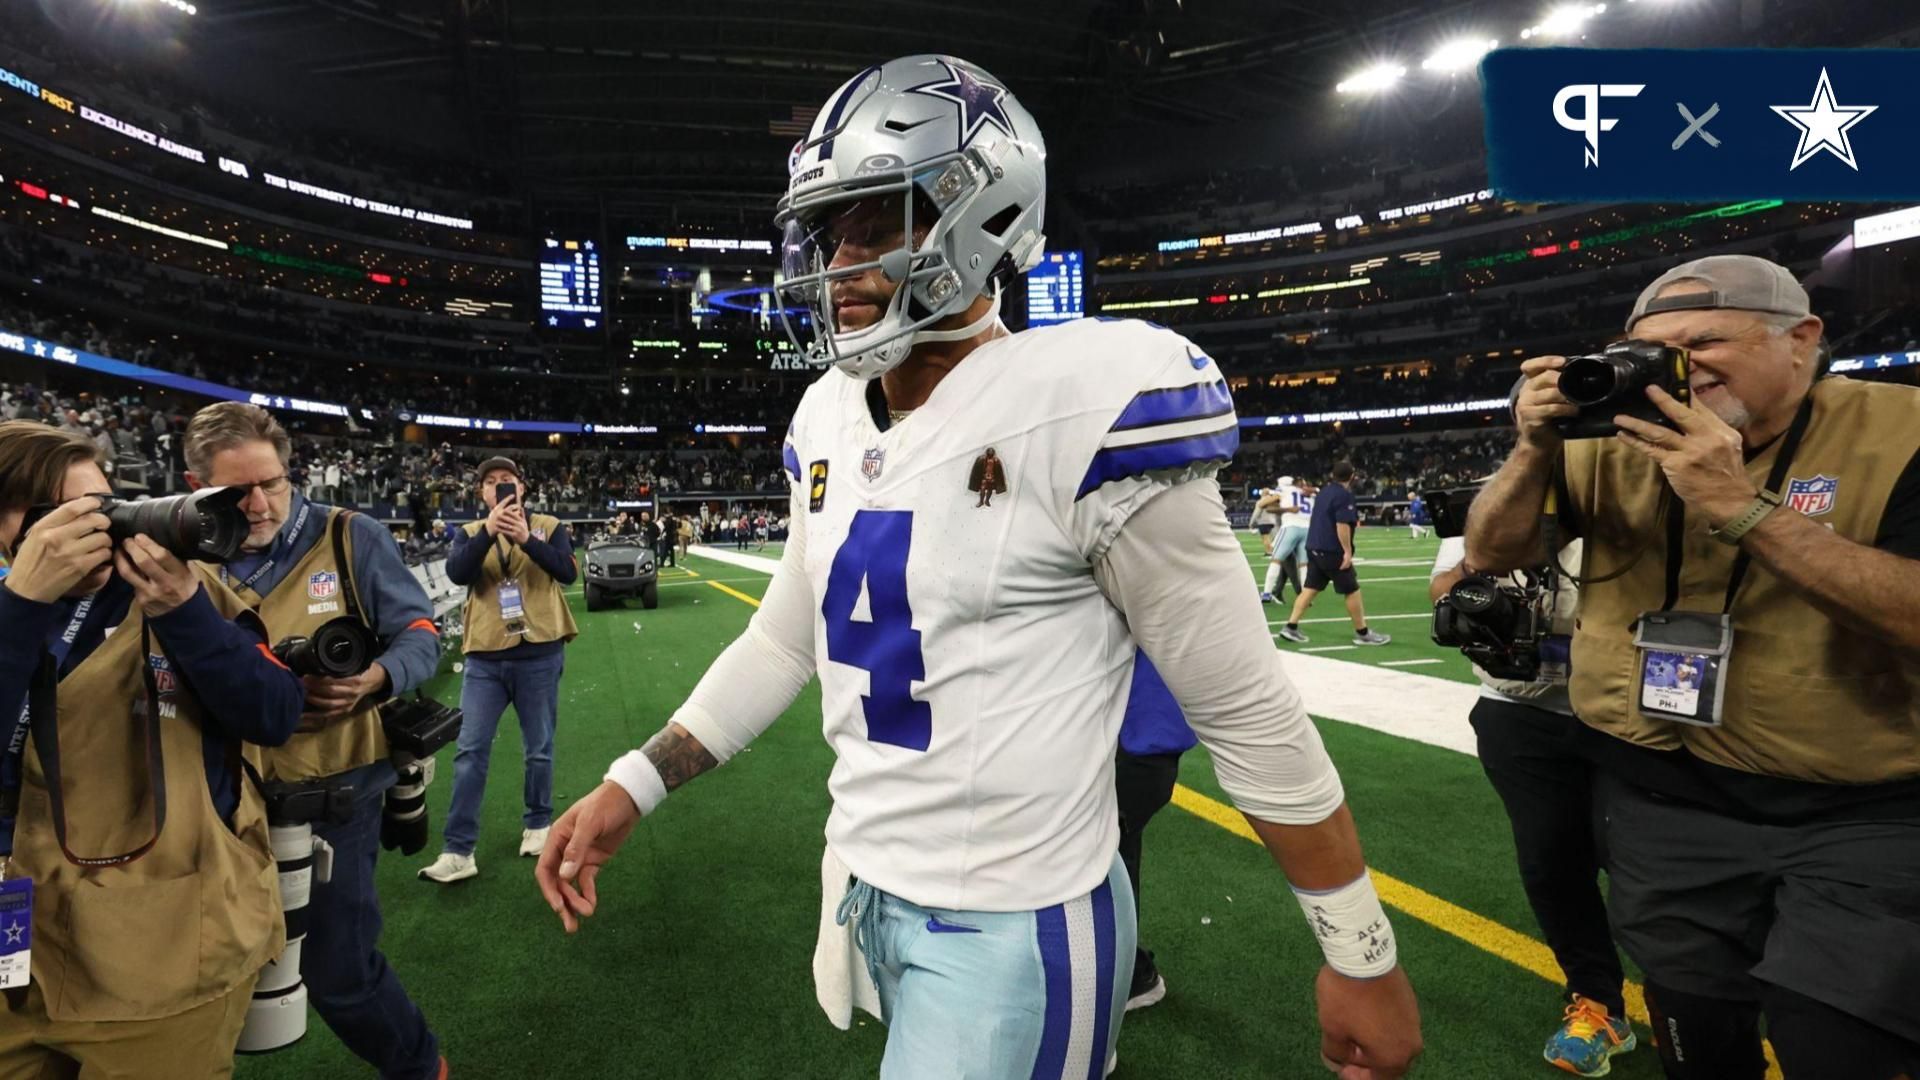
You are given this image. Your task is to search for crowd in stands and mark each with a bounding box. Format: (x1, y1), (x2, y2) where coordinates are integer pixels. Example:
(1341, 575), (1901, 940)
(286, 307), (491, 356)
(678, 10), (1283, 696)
(0, 16), (517, 226)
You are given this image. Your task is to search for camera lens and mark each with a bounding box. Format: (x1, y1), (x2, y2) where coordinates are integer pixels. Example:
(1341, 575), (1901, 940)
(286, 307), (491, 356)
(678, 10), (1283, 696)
(102, 486), (251, 562)
(1559, 355), (1634, 407)
(272, 617), (375, 678)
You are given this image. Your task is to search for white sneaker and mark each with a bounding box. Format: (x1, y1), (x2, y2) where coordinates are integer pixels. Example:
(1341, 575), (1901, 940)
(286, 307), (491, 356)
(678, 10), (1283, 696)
(519, 827), (550, 858)
(418, 852), (477, 883)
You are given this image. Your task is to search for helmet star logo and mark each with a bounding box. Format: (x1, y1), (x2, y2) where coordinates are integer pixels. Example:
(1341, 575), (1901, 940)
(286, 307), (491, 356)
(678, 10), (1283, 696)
(906, 59), (1016, 146)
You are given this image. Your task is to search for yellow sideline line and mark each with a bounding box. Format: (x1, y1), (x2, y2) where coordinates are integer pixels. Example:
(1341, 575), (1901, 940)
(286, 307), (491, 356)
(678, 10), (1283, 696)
(706, 580), (763, 607)
(1173, 784), (1782, 1077)
(697, 583), (1781, 1075)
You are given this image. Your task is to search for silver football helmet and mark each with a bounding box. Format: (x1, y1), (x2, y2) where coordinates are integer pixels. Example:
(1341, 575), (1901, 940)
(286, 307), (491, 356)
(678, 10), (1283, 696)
(774, 55), (1047, 380)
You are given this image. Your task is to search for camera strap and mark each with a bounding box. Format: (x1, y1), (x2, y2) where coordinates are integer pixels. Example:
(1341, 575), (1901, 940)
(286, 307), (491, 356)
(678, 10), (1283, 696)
(328, 509), (367, 628)
(1660, 393), (1816, 614)
(0, 596), (95, 850)
(25, 622), (168, 868)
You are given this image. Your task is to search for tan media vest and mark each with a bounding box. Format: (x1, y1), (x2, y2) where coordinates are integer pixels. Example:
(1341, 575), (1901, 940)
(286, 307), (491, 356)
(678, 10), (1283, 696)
(12, 566), (282, 1022)
(1563, 376), (1920, 783)
(459, 513), (578, 654)
(232, 506), (387, 783)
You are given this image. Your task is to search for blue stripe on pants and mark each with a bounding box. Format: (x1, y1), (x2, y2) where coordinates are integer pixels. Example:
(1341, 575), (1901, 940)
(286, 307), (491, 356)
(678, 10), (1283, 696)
(1032, 903), (1072, 1080)
(1087, 880), (1117, 1080)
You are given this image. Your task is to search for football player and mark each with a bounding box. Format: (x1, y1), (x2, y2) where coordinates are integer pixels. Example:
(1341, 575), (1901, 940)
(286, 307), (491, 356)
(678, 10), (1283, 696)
(537, 54), (1422, 1080)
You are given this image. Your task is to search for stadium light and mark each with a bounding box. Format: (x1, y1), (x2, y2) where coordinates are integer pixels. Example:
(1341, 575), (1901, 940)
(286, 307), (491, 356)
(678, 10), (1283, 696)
(1335, 62), (1408, 95)
(1421, 38), (1499, 73)
(119, 0), (198, 14)
(1521, 3), (1605, 40)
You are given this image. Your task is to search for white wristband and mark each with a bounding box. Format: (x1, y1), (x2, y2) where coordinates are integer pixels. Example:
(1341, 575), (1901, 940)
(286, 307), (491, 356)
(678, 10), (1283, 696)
(605, 750), (669, 817)
(1293, 872), (1397, 979)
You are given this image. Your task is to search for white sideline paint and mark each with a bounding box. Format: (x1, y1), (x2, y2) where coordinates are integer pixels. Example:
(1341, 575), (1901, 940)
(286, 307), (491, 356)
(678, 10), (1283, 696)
(686, 547), (1482, 758)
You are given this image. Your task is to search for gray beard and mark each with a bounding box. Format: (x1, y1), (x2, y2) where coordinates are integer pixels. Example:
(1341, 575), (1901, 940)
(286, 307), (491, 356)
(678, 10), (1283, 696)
(1710, 392), (1753, 432)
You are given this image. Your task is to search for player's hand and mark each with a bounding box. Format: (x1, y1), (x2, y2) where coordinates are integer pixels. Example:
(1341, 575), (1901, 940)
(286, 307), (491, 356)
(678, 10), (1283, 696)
(115, 534), (200, 617)
(1340, 551), (1354, 571)
(536, 780), (643, 933)
(1614, 386), (1758, 526)
(1514, 355), (1576, 452)
(3, 496), (112, 602)
(1317, 964), (1423, 1079)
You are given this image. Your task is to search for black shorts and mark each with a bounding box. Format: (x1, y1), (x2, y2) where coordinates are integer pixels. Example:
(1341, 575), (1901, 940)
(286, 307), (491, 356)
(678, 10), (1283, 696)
(1304, 549), (1360, 595)
(1256, 523), (1275, 535)
(1599, 772), (1920, 1043)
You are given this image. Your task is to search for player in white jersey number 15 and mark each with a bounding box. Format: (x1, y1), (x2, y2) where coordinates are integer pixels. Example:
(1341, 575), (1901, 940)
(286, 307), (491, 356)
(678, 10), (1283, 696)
(536, 54), (1422, 1080)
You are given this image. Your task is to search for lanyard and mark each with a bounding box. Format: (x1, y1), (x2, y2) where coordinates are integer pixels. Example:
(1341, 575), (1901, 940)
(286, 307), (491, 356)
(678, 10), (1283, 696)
(221, 500), (312, 594)
(1661, 392), (1816, 614)
(495, 535), (515, 580)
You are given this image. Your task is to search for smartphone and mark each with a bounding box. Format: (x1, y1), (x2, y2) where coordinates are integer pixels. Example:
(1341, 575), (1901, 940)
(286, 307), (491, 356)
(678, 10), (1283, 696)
(495, 482), (517, 506)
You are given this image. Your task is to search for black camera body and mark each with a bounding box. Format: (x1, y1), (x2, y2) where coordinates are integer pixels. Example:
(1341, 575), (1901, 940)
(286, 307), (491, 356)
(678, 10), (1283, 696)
(1432, 572), (1553, 682)
(380, 696), (463, 761)
(271, 616), (377, 678)
(1420, 486), (1481, 541)
(19, 486), (253, 563)
(1554, 340), (1692, 440)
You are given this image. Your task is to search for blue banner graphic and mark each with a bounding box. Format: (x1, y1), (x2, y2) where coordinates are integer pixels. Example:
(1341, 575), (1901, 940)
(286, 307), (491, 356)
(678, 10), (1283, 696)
(1483, 48), (1920, 201)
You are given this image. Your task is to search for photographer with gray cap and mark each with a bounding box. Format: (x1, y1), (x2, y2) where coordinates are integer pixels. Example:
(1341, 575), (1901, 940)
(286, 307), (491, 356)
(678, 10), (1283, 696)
(1466, 254), (1920, 1080)
(419, 456), (579, 883)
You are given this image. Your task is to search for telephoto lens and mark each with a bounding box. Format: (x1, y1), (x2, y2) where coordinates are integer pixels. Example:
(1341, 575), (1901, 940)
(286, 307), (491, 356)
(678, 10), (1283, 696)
(100, 486), (252, 562)
(271, 617), (377, 679)
(381, 761), (431, 855)
(236, 823), (332, 1053)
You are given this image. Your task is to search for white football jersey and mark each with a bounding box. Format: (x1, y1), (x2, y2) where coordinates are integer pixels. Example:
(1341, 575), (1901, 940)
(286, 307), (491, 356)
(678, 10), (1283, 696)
(1279, 485), (1312, 530)
(782, 317), (1236, 912)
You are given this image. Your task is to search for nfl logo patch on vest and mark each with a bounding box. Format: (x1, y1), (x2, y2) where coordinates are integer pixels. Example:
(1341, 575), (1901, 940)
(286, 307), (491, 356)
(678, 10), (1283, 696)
(149, 654), (177, 696)
(308, 570), (339, 599)
(1786, 475), (1837, 516)
(862, 447), (885, 482)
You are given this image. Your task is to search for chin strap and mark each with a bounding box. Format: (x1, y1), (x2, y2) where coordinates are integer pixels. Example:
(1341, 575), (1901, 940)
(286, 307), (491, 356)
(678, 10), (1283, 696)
(911, 285), (1004, 345)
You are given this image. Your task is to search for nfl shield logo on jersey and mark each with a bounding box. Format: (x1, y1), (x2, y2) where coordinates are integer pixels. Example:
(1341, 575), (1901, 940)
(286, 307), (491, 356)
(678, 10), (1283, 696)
(862, 447), (886, 482)
(1786, 475), (1837, 517)
(307, 570), (339, 599)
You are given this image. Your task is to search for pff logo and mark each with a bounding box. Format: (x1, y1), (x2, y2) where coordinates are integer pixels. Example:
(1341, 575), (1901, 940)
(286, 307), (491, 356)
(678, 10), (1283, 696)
(1553, 83), (1646, 167)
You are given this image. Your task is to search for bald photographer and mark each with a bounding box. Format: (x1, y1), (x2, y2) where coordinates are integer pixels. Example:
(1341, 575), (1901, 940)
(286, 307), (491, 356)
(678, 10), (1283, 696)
(1465, 255), (1920, 1080)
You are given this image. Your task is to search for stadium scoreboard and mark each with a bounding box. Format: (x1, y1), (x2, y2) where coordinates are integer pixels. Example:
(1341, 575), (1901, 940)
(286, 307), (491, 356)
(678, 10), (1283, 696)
(540, 237), (602, 330)
(1026, 250), (1083, 325)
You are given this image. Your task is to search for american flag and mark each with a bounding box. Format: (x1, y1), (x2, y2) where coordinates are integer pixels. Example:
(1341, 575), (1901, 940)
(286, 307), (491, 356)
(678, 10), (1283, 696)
(768, 105), (819, 138)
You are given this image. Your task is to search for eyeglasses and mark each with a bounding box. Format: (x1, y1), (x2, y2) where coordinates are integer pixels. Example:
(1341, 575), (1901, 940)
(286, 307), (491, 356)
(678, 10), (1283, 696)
(250, 475), (292, 496)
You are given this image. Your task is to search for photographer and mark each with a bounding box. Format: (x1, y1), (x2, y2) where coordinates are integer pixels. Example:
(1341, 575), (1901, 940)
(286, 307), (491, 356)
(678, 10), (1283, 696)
(1466, 255), (1920, 1079)
(1431, 535), (1633, 1076)
(420, 457), (577, 883)
(183, 403), (447, 1080)
(0, 420), (303, 1077)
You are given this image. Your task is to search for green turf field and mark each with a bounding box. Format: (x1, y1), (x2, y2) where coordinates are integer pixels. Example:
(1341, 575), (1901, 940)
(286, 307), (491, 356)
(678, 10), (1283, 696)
(236, 529), (1692, 1080)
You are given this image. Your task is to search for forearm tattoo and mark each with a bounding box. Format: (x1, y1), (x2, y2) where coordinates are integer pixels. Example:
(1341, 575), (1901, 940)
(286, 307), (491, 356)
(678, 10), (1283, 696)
(640, 724), (720, 792)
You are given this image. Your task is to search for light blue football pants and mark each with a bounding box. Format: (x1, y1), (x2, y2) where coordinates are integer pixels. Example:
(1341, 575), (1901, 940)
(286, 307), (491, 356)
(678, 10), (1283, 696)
(838, 851), (1136, 1080)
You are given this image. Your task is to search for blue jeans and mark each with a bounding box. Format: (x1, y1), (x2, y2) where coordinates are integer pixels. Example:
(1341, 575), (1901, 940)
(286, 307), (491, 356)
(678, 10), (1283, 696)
(844, 852), (1135, 1079)
(444, 650), (564, 856)
(307, 763), (440, 1079)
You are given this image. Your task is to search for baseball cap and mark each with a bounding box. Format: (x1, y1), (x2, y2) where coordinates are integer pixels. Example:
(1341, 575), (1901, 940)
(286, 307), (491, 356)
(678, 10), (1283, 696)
(1277, 475), (1294, 487)
(1626, 254), (1810, 332)
(476, 456), (522, 481)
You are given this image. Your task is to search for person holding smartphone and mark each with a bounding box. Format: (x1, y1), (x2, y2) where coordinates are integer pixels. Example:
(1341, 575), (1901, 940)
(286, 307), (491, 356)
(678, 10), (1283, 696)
(419, 457), (579, 883)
